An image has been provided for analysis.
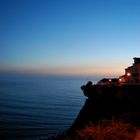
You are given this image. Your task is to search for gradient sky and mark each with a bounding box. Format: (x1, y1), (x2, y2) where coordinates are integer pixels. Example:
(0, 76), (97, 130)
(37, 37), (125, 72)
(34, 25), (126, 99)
(0, 0), (140, 76)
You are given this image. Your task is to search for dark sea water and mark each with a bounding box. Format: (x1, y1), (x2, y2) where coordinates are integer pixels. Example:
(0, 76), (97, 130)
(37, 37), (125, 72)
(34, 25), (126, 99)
(0, 73), (100, 140)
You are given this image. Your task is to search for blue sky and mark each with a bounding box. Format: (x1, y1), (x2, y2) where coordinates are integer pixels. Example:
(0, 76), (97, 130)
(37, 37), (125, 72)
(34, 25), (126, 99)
(0, 0), (140, 76)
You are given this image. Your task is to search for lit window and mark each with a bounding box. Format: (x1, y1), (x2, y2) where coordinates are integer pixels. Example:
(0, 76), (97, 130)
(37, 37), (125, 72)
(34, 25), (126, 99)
(127, 72), (131, 76)
(119, 78), (122, 82)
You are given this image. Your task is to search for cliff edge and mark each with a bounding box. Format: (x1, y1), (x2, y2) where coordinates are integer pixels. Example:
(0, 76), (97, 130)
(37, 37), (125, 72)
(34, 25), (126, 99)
(66, 81), (140, 136)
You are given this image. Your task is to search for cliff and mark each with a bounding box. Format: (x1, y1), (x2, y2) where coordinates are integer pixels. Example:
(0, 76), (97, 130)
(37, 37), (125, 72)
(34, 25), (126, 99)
(48, 82), (140, 140)
(66, 82), (140, 136)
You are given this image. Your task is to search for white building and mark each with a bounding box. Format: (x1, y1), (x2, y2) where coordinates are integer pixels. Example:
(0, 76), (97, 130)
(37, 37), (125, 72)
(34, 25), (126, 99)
(119, 58), (140, 84)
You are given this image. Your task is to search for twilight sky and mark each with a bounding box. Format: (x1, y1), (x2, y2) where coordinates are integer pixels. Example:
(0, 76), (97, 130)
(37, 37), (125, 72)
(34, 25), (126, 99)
(0, 0), (140, 76)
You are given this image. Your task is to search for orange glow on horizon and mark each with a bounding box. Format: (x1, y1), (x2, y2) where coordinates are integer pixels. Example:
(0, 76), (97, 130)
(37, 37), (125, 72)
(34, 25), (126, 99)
(0, 65), (124, 77)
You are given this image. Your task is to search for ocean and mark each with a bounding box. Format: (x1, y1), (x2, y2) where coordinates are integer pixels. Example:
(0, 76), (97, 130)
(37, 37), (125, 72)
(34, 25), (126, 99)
(0, 73), (100, 140)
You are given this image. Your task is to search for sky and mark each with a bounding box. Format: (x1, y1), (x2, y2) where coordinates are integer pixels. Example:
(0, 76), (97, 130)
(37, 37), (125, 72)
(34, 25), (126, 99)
(0, 0), (140, 77)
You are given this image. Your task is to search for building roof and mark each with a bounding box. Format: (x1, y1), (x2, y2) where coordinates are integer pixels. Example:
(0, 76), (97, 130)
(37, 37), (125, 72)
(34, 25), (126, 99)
(133, 57), (140, 64)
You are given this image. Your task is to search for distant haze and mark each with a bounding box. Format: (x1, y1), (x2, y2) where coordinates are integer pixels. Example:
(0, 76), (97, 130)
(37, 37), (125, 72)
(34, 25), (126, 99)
(1, 0), (140, 76)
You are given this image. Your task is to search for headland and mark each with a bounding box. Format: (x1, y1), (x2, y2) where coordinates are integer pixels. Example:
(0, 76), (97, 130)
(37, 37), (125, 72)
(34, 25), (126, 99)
(49, 58), (140, 140)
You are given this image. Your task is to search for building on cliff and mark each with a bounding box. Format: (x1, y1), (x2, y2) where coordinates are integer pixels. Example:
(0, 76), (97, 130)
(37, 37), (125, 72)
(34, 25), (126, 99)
(119, 57), (140, 84)
(97, 78), (119, 85)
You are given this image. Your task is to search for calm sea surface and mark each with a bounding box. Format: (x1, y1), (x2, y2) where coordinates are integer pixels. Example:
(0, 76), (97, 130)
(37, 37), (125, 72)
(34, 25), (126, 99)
(0, 73), (99, 139)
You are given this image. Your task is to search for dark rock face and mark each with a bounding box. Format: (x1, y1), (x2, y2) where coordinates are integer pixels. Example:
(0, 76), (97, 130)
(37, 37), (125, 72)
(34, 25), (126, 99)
(66, 82), (140, 136)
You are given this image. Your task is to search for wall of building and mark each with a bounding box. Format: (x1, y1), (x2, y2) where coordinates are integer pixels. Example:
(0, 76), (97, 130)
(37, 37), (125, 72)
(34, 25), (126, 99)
(125, 62), (140, 83)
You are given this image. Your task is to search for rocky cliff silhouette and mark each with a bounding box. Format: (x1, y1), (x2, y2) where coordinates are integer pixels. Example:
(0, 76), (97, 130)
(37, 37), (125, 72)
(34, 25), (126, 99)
(66, 82), (140, 136)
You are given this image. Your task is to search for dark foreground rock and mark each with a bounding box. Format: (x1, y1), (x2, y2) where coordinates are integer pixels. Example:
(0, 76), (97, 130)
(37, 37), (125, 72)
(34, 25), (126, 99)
(48, 82), (140, 140)
(66, 83), (140, 136)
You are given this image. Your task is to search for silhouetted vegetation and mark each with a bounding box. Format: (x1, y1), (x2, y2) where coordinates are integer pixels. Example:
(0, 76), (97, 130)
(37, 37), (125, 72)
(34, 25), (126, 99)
(77, 119), (137, 140)
(47, 120), (140, 140)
